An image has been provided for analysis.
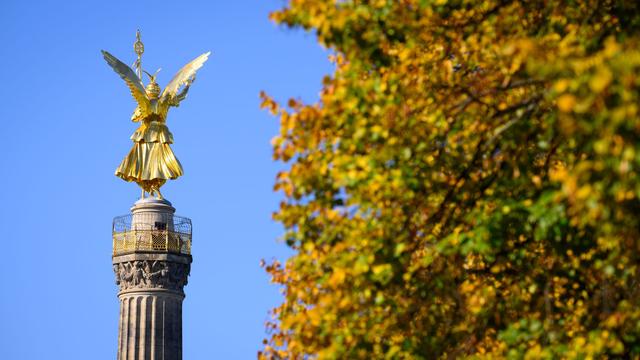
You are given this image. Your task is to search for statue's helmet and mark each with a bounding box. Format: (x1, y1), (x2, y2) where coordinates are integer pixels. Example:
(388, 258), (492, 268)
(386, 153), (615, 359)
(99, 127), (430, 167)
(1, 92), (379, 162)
(143, 69), (161, 99)
(146, 81), (161, 99)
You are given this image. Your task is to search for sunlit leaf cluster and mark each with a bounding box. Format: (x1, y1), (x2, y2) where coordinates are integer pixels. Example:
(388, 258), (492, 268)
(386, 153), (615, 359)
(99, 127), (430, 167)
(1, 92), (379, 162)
(259, 1), (640, 358)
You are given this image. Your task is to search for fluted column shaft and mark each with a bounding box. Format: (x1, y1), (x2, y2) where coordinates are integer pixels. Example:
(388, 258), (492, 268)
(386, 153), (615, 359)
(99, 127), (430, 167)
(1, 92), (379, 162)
(113, 253), (191, 360)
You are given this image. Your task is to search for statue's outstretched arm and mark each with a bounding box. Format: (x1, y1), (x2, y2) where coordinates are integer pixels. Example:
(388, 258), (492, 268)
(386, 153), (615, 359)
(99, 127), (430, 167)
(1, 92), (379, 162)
(170, 76), (195, 107)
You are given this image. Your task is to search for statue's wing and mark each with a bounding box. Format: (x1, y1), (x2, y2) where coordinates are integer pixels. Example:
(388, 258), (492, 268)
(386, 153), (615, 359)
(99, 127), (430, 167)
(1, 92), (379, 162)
(101, 50), (150, 115)
(160, 51), (210, 105)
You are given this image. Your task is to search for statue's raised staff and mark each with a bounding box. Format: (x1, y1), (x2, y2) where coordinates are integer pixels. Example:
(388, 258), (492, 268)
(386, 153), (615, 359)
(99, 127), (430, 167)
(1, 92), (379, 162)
(102, 31), (210, 199)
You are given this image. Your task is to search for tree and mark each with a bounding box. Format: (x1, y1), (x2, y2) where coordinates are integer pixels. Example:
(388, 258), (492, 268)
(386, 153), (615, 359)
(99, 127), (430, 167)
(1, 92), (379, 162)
(259, 1), (640, 358)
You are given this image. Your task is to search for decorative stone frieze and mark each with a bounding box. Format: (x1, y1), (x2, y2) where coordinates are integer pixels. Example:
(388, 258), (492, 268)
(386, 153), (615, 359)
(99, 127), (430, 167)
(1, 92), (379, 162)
(113, 259), (190, 292)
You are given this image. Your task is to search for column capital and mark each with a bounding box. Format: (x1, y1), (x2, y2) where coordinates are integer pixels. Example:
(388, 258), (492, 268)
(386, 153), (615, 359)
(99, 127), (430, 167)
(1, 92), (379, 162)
(113, 253), (192, 296)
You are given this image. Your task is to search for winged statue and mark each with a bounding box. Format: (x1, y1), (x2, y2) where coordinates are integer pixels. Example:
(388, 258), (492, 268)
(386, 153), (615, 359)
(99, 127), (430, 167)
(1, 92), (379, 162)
(102, 34), (210, 200)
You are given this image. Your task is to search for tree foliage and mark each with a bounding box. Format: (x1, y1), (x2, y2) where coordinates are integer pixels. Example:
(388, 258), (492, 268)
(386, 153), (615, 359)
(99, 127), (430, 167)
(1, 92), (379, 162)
(259, 1), (640, 358)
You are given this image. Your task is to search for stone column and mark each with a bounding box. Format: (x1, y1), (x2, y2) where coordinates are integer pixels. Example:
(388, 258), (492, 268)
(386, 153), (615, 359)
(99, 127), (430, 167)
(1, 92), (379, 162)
(112, 199), (192, 360)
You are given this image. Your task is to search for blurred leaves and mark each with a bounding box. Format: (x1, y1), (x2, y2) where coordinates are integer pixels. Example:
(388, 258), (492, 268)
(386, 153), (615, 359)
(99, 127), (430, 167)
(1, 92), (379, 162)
(259, 0), (640, 359)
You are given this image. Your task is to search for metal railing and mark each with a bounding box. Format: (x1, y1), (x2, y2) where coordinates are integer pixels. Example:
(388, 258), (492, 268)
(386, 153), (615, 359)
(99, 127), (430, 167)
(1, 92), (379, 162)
(112, 214), (192, 256)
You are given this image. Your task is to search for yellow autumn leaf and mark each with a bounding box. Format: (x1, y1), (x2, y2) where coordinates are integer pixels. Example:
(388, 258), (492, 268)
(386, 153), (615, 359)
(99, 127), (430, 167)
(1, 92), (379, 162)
(589, 68), (613, 93)
(557, 94), (577, 112)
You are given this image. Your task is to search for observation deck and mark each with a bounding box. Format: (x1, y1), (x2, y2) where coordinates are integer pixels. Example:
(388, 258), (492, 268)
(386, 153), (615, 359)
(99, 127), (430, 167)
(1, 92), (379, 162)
(112, 199), (192, 256)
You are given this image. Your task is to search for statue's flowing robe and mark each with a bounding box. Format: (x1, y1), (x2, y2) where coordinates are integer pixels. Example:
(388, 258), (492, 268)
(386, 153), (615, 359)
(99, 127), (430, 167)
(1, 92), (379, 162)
(115, 112), (183, 191)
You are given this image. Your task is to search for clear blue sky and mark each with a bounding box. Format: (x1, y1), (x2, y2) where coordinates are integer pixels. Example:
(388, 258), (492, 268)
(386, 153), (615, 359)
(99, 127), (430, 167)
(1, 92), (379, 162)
(0, 1), (331, 358)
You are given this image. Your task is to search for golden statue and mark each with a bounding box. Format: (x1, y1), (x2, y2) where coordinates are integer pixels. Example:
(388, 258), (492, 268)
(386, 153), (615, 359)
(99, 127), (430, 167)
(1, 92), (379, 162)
(102, 31), (210, 199)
